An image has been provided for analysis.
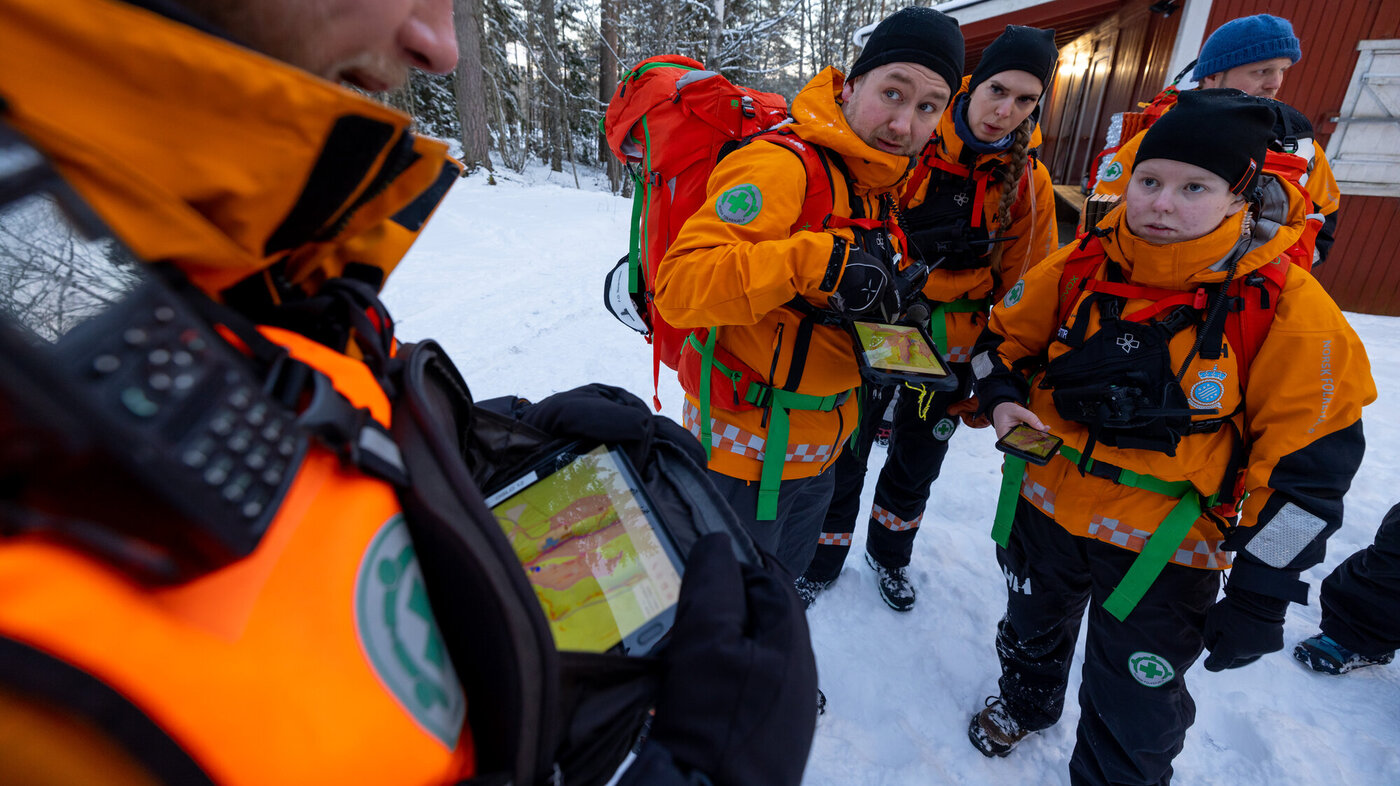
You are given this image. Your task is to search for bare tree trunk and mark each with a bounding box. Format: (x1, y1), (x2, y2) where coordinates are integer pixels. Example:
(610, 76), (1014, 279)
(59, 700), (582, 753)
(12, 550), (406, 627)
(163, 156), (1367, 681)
(454, 0), (493, 171)
(599, 0), (622, 192)
(537, 0), (564, 172)
(707, 0), (725, 67)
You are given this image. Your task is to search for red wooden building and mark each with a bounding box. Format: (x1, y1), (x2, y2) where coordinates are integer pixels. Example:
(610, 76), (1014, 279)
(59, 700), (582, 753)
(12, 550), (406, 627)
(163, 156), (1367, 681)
(942, 0), (1400, 315)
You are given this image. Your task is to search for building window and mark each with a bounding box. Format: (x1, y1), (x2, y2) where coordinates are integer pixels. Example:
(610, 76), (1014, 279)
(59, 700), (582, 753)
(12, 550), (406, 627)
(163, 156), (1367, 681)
(1327, 39), (1400, 198)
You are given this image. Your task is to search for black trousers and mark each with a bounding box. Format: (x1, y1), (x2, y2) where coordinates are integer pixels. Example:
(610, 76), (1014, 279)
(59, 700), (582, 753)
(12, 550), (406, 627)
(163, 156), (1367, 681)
(1320, 501), (1400, 657)
(803, 364), (972, 582)
(994, 498), (1219, 786)
(706, 469), (835, 579)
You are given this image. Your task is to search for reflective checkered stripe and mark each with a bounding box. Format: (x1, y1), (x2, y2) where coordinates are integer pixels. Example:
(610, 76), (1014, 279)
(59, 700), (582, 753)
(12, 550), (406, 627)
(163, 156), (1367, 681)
(1174, 538), (1232, 569)
(946, 345), (973, 363)
(1088, 515), (1232, 569)
(1021, 477), (1057, 516)
(682, 401), (832, 464)
(872, 503), (921, 532)
(1088, 515), (1149, 551)
(818, 532), (852, 546)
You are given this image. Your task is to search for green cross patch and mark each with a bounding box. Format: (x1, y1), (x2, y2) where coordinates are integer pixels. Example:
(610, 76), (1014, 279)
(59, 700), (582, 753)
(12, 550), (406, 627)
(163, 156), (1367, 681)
(356, 514), (466, 748)
(1102, 161), (1124, 182)
(716, 183), (763, 225)
(1128, 651), (1175, 687)
(932, 418), (956, 441)
(1003, 279), (1025, 308)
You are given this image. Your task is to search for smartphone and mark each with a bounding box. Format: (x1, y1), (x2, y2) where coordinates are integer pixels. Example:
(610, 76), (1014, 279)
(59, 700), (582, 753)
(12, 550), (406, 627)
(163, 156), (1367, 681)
(995, 424), (1063, 466)
(849, 320), (958, 390)
(484, 443), (684, 656)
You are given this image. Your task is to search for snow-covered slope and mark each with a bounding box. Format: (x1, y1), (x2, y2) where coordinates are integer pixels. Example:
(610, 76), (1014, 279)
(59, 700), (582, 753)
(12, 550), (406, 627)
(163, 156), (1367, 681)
(386, 164), (1400, 785)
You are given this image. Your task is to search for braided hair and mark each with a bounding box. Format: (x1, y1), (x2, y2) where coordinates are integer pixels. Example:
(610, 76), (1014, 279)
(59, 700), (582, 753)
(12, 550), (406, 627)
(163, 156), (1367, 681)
(993, 115), (1034, 236)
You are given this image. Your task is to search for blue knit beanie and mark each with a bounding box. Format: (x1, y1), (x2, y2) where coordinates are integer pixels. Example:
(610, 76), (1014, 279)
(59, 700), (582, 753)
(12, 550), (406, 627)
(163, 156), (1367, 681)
(1192, 15), (1301, 80)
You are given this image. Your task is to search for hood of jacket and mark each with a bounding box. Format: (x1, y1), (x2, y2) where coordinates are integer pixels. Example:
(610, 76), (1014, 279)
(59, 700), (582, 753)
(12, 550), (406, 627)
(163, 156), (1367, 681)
(1096, 173), (1307, 289)
(787, 67), (912, 196)
(0, 0), (461, 299)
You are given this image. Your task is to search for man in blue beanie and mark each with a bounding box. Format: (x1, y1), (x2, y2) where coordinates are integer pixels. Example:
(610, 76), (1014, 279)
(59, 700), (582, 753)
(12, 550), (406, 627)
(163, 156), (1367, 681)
(1090, 14), (1342, 267)
(1193, 13), (1300, 99)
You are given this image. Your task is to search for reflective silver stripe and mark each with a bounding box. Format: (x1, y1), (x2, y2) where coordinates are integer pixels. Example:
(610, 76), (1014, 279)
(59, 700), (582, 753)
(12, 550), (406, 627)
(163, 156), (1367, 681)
(1246, 502), (1327, 568)
(972, 351), (995, 380)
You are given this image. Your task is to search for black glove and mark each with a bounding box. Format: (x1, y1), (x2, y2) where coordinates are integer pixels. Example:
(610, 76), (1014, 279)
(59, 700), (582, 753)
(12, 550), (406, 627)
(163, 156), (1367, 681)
(648, 533), (818, 786)
(1202, 585), (1289, 671)
(828, 244), (901, 320)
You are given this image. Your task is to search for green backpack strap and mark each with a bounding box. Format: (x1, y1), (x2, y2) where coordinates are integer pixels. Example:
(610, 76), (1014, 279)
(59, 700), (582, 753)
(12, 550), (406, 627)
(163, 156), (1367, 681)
(1101, 491), (1203, 621)
(926, 296), (989, 356)
(991, 454), (1025, 548)
(998, 442), (1216, 621)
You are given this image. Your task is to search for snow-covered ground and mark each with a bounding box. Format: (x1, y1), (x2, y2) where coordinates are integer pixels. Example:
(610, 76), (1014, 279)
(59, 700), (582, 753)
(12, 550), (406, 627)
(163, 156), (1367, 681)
(385, 162), (1400, 785)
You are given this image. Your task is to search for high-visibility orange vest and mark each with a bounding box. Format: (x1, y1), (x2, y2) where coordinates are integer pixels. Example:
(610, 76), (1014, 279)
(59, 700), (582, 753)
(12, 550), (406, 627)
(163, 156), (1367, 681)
(0, 327), (478, 784)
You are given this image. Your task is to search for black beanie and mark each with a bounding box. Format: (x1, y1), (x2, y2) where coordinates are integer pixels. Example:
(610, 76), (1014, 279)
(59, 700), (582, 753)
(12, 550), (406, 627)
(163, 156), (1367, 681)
(969, 25), (1059, 95)
(849, 6), (965, 94)
(1135, 88), (1275, 196)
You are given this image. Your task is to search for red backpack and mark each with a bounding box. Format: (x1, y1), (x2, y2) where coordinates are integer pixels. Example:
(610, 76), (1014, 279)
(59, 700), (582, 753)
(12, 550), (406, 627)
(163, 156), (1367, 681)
(601, 56), (789, 407)
(602, 56), (893, 411)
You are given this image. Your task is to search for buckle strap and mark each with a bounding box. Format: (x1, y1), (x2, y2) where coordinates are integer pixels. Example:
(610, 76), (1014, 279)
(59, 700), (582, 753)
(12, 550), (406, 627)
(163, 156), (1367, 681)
(1058, 445), (1199, 500)
(742, 382), (847, 412)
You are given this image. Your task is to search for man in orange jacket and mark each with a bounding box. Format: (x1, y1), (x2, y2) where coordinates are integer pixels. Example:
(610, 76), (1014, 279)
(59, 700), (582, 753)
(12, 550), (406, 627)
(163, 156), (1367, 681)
(655, 6), (964, 577)
(0, 0), (820, 784)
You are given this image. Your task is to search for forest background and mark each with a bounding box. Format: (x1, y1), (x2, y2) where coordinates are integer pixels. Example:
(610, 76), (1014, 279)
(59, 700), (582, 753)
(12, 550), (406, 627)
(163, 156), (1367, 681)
(390, 0), (923, 188)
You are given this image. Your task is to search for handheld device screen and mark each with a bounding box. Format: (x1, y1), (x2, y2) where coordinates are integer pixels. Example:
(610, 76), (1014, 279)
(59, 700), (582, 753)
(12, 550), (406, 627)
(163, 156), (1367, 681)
(485, 444), (683, 655)
(850, 320), (957, 389)
(995, 424), (1063, 466)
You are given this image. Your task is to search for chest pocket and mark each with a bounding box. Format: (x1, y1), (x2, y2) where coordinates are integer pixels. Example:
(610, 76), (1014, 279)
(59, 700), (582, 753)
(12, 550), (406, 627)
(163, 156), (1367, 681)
(902, 167), (991, 272)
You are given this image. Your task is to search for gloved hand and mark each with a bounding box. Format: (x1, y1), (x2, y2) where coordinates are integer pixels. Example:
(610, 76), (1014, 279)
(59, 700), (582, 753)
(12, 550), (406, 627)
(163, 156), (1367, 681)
(648, 533), (818, 786)
(828, 245), (901, 320)
(1202, 586), (1289, 671)
(947, 396), (991, 428)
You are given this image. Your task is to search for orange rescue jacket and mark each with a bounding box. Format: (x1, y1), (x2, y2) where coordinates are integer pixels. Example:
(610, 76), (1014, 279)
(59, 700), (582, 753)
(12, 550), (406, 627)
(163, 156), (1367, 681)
(0, 0), (473, 781)
(655, 67), (912, 482)
(980, 177), (1374, 568)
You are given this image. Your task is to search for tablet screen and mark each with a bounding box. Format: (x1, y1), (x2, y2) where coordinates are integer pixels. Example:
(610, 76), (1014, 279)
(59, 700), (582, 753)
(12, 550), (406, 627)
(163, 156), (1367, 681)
(485, 444), (682, 654)
(852, 321), (951, 378)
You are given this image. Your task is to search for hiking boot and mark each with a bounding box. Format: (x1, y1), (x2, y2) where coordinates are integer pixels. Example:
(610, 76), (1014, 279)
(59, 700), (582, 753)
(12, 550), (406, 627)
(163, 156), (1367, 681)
(1293, 633), (1395, 675)
(875, 420), (893, 447)
(968, 697), (1029, 758)
(865, 552), (915, 612)
(794, 574), (836, 610)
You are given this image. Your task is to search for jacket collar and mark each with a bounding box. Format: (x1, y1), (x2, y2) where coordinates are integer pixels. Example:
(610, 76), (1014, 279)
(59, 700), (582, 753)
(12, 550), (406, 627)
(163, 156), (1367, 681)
(1, 0), (459, 298)
(787, 68), (912, 194)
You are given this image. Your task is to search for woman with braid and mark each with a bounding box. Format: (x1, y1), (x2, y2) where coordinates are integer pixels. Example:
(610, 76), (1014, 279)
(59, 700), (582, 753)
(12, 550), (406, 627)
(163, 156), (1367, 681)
(798, 26), (1060, 611)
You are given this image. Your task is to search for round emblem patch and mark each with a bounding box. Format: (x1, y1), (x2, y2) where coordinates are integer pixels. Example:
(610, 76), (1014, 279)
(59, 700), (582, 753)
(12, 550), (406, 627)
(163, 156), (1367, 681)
(716, 183), (763, 225)
(356, 514), (467, 748)
(1003, 279), (1025, 308)
(932, 418), (956, 441)
(1128, 651), (1176, 688)
(1102, 161), (1124, 182)
(1188, 365), (1228, 409)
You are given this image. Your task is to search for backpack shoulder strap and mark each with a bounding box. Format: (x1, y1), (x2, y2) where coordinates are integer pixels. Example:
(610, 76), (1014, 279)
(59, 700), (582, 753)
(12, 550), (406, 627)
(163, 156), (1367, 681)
(1225, 260), (1287, 391)
(1057, 234), (1108, 326)
(742, 128), (837, 232)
